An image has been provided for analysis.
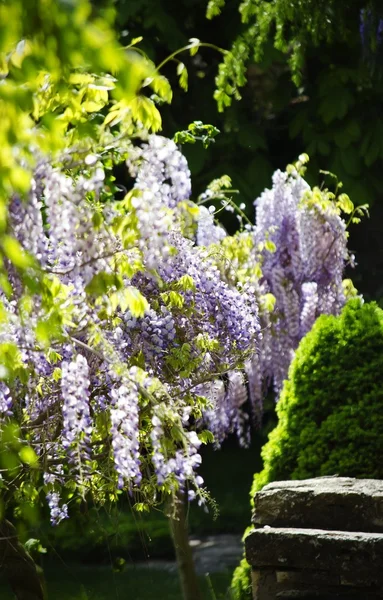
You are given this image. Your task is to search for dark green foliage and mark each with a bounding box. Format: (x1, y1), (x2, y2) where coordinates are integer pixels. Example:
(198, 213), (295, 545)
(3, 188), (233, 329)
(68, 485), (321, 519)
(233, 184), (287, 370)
(253, 298), (383, 494)
(210, 0), (383, 208)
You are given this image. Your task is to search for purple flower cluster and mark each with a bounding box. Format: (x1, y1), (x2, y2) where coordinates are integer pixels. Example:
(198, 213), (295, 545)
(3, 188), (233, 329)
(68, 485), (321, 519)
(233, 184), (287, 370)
(157, 233), (260, 356)
(199, 372), (249, 446)
(126, 135), (192, 270)
(43, 164), (112, 284)
(196, 206), (227, 247)
(127, 135), (191, 208)
(46, 491), (69, 526)
(61, 355), (92, 469)
(8, 192), (48, 266)
(246, 166), (351, 410)
(135, 307), (176, 366)
(3, 129), (360, 526)
(43, 465), (68, 524)
(151, 414), (202, 490)
(0, 382), (12, 419)
(110, 376), (141, 488)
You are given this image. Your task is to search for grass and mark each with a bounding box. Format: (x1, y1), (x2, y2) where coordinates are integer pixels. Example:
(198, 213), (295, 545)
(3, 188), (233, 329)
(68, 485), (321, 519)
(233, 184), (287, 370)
(0, 563), (235, 599)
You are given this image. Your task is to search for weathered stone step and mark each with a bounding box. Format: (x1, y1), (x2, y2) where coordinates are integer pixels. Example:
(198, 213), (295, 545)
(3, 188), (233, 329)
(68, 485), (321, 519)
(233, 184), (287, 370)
(245, 527), (383, 590)
(252, 477), (383, 532)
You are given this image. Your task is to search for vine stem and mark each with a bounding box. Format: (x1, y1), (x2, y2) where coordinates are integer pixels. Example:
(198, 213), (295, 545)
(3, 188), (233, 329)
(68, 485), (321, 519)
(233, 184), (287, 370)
(153, 41), (227, 75)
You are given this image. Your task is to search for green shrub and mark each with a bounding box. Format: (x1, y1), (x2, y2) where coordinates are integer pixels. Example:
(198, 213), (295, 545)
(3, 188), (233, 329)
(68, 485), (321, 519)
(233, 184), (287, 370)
(230, 527), (254, 600)
(230, 558), (252, 600)
(232, 299), (383, 599)
(253, 298), (383, 495)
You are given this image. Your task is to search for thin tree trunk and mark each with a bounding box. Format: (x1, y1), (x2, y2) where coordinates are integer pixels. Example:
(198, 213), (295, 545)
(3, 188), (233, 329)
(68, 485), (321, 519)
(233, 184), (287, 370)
(0, 519), (45, 600)
(169, 492), (203, 600)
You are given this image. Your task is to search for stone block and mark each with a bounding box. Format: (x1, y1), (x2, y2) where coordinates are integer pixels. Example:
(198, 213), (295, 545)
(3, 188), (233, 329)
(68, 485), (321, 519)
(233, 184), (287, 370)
(252, 477), (383, 532)
(246, 477), (383, 599)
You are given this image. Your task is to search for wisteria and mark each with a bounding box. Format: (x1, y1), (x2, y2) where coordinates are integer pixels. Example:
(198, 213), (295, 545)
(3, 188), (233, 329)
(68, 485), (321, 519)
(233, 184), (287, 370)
(126, 135), (192, 269)
(46, 492), (69, 526)
(244, 161), (355, 413)
(0, 382), (12, 418)
(127, 135), (192, 208)
(61, 355), (92, 469)
(200, 371), (249, 446)
(110, 376), (141, 488)
(196, 205), (226, 247)
(0, 132), (358, 527)
(0, 134), (261, 525)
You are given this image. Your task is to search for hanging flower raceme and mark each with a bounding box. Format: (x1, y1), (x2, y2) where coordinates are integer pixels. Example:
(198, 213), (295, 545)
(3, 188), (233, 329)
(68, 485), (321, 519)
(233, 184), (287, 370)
(110, 374), (141, 488)
(244, 160), (356, 413)
(126, 135), (192, 270)
(61, 355), (92, 471)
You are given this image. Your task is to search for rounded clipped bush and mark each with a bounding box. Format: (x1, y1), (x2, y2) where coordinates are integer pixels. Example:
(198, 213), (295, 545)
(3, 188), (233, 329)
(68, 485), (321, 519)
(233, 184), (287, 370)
(253, 298), (383, 495)
(232, 299), (383, 600)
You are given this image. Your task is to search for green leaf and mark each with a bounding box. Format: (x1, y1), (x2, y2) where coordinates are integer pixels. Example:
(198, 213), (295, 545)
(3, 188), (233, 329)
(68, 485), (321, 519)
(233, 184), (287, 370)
(19, 446), (39, 468)
(188, 38), (201, 56)
(198, 430), (215, 444)
(260, 293), (276, 312)
(177, 62), (188, 91)
(264, 240), (276, 253)
(24, 539), (47, 554)
(86, 272), (121, 297)
(130, 96), (162, 131)
(174, 130), (196, 145)
(2, 236), (34, 269)
(206, 0), (226, 19)
(36, 315), (62, 346)
(130, 37), (143, 46)
(52, 367), (62, 382)
(82, 100), (105, 113)
(336, 193), (354, 215)
(150, 75), (172, 103)
(176, 275), (196, 292)
(119, 286), (149, 318)
(161, 291), (184, 309)
(133, 502), (150, 513)
(1, 421), (21, 446)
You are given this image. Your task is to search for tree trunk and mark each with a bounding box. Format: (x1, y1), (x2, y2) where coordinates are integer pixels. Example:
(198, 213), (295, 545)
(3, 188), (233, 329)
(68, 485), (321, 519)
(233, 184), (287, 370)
(169, 492), (203, 600)
(0, 519), (45, 600)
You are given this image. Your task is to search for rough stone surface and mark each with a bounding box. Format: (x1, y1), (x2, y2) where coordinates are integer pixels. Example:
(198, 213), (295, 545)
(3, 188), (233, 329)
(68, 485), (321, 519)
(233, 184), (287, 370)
(245, 527), (383, 588)
(247, 477), (383, 599)
(252, 477), (383, 532)
(251, 566), (382, 599)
